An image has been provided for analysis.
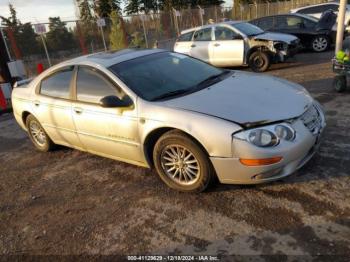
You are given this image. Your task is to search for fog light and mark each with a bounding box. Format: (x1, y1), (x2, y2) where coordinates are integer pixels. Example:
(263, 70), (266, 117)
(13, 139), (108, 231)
(252, 168), (283, 180)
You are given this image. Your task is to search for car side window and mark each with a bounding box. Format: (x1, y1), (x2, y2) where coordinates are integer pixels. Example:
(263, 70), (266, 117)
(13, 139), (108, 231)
(256, 17), (274, 30)
(193, 28), (212, 41)
(275, 16), (289, 29)
(178, 31), (194, 42)
(40, 66), (74, 99)
(286, 16), (304, 29)
(76, 67), (124, 104)
(214, 26), (237, 40)
(276, 16), (303, 29)
(303, 18), (316, 29)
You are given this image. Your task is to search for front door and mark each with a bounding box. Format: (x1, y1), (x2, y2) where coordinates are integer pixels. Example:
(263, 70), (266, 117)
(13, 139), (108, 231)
(212, 26), (244, 66)
(174, 31), (195, 56)
(71, 66), (144, 165)
(190, 27), (214, 63)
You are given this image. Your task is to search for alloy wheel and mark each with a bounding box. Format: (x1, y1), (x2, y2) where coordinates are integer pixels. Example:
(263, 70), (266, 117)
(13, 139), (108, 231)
(160, 144), (200, 186)
(29, 121), (47, 147)
(312, 37), (328, 52)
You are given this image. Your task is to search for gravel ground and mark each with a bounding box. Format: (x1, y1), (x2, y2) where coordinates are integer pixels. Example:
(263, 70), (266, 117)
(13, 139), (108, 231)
(0, 50), (349, 259)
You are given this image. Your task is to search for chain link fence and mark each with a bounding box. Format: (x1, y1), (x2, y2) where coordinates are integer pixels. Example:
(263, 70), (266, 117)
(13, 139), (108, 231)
(1, 0), (327, 77)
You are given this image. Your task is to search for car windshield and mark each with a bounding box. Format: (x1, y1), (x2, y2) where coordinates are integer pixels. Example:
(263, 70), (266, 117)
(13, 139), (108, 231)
(109, 52), (226, 101)
(232, 22), (264, 36)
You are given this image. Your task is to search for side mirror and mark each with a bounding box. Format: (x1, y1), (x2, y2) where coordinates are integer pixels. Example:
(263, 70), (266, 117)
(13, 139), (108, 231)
(100, 95), (133, 108)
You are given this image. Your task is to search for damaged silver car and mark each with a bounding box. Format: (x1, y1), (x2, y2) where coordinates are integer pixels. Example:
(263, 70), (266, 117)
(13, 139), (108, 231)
(12, 50), (325, 193)
(174, 21), (300, 72)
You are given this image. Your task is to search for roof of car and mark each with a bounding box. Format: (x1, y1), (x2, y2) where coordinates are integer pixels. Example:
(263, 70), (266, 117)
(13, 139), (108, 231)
(59, 48), (166, 68)
(251, 13), (319, 22)
(291, 1), (349, 12)
(180, 20), (243, 34)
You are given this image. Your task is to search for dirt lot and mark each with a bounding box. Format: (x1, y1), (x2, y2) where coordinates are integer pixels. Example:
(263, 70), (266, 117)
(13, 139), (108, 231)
(0, 51), (349, 258)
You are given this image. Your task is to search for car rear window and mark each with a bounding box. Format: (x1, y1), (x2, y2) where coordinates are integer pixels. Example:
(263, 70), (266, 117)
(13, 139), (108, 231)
(178, 31), (194, 42)
(40, 66), (74, 99)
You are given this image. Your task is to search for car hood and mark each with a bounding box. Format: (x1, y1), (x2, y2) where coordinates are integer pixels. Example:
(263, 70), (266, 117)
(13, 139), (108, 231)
(252, 32), (298, 43)
(162, 71), (313, 127)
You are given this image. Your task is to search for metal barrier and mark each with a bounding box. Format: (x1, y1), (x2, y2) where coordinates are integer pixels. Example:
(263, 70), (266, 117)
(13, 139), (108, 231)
(0, 1), (327, 78)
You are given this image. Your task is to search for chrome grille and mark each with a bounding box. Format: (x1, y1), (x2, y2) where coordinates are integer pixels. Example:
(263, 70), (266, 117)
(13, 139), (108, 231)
(300, 105), (322, 135)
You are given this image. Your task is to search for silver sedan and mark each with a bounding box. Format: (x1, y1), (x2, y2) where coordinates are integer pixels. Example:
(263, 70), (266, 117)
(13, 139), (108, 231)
(12, 49), (326, 192)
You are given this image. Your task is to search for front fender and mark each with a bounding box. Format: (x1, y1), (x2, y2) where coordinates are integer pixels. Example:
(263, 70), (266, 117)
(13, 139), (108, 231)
(138, 101), (243, 158)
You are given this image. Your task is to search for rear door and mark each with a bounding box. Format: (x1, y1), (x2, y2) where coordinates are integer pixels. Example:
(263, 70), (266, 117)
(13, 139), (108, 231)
(174, 31), (194, 55)
(190, 27), (214, 63)
(33, 66), (83, 148)
(211, 25), (244, 66)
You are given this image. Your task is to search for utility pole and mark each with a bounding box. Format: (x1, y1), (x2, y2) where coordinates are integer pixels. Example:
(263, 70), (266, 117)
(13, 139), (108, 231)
(198, 5), (204, 26)
(97, 18), (107, 51)
(40, 34), (52, 67)
(141, 15), (149, 48)
(336, 0), (347, 53)
(172, 8), (180, 36)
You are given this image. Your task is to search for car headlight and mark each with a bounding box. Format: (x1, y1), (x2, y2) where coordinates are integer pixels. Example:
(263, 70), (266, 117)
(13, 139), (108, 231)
(268, 41), (275, 50)
(248, 129), (278, 147)
(233, 124), (295, 148)
(274, 124), (295, 141)
(274, 42), (285, 50)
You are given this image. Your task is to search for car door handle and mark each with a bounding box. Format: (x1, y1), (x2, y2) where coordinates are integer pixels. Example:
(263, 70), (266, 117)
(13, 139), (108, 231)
(34, 101), (40, 107)
(73, 107), (83, 114)
(214, 43), (220, 47)
(191, 44), (196, 47)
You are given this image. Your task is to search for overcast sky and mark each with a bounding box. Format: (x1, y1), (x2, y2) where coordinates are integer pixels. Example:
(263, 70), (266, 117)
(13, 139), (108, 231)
(0, 0), (231, 24)
(0, 0), (78, 24)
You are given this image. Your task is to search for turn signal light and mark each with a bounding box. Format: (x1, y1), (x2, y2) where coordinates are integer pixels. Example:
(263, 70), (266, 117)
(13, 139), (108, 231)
(239, 157), (283, 166)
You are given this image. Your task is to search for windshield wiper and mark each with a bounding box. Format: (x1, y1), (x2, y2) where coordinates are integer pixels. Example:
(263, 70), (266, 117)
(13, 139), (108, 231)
(151, 71), (232, 101)
(249, 32), (264, 37)
(195, 70), (231, 89)
(151, 89), (190, 101)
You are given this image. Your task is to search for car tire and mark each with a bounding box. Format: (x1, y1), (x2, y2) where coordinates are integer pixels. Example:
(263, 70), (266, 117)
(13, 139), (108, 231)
(334, 75), (347, 92)
(153, 130), (214, 193)
(311, 36), (329, 52)
(26, 114), (55, 152)
(248, 51), (271, 72)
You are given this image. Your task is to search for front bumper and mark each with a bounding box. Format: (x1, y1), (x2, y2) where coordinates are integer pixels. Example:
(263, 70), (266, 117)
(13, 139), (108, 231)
(273, 41), (300, 62)
(211, 105), (326, 184)
(275, 46), (300, 62)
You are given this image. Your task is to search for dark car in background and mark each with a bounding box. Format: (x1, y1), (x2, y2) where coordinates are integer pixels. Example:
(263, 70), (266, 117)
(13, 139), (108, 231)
(250, 12), (337, 52)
